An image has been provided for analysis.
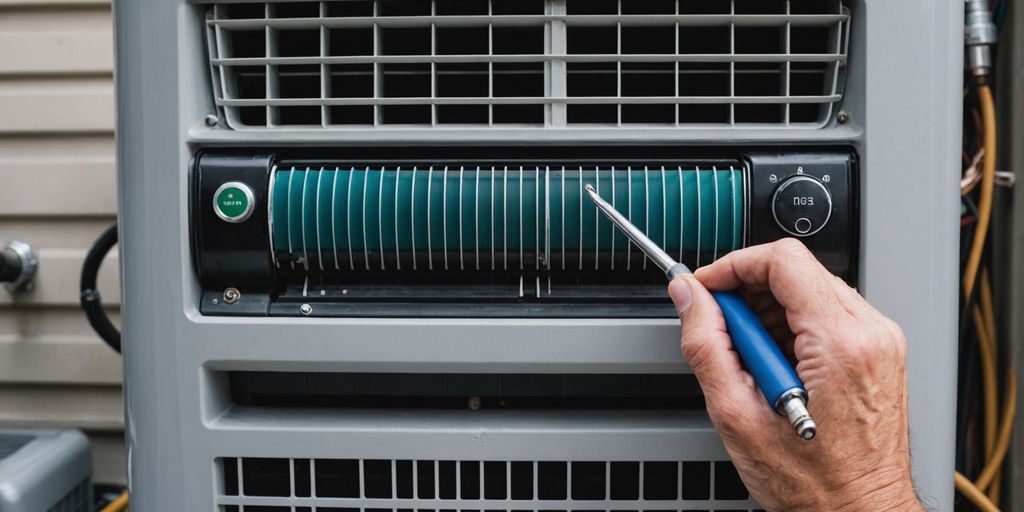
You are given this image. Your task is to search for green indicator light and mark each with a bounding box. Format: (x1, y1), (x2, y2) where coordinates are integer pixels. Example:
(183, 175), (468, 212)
(213, 182), (254, 223)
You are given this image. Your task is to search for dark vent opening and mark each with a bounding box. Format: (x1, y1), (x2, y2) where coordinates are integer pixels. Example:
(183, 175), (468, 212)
(491, 0), (545, 15)
(568, 105), (617, 124)
(791, 0), (841, 14)
(462, 461), (482, 499)
(238, 107), (267, 126)
(330, 64), (374, 98)
(489, 105), (544, 124)
(382, 104), (431, 124)
(735, 104), (784, 124)
(438, 105), (489, 124)
(622, 26), (675, 54)
(493, 26), (545, 55)
(364, 460), (393, 498)
(383, 64), (431, 97)
(622, 0), (677, 14)
(439, 461), (457, 499)
(493, 63), (543, 97)
(329, 28), (373, 56)
(417, 461), (436, 498)
(791, 26), (833, 54)
(223, 3), (264, 19)
(396, 460), (414, 498)
(437, 0), (489, 15)
(270, 2), (318, 18)
(221, 458), (239, 495)
(325, 1), (373, 17)
(276, 29), (319, 56)
(682, 461), (712, 500)
(679, 26), (730, 54)
(294, 459), (312, 497)
(567, 27), (618, 54)
(790, 104), (823, 124)
(735, 63), (783, 97)
(381, 27), (432, 55)
(622, 63), (674, 97)
(537, 462), (568, 499)
(678, 104), (730, 124)
(609, 462), (640, 500)
(644, 461), (679, 500)
(315, 459), (361, 497)
(679, 63), (729, 96)
(437, 63), (489, 97)
(734, 0), (786, 14)
(678, 0), (730, 14)
(232, 66), (266, 99)
(622, 105), (674, 125)
(227, 30), (264, 58)
(379, 0), (432, 16)
(484, 461), (507, 499)
(571, 462), (605, 500)
(277, 106), (321, 126)
(568, 63), (616, 97)
(277, 65), (320, 98)
(437, 27), (489, 55)
(567, 0), (618, 14)
(735, 27), (784, 54)
(330, 106), (375, 125)
(242, 458), (291, 497)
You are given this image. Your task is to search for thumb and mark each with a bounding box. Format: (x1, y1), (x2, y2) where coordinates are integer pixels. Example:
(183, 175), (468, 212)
(668, 276), (692, 315)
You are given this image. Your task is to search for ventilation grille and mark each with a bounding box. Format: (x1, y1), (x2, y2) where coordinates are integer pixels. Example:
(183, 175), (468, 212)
(217, 457), (763, 511)
(205, 0), (849, 129)
(46, 479), (91, 512)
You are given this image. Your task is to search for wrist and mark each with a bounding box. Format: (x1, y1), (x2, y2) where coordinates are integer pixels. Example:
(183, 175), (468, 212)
(829, 467), (921, 512)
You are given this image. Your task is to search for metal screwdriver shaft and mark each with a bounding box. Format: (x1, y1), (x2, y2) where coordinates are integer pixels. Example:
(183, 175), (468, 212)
(584, 184), (817, 441)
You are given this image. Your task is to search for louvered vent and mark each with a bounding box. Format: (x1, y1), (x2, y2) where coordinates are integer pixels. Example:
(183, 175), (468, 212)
(205, 0), (849, 129)
(217, 457), (763, 511)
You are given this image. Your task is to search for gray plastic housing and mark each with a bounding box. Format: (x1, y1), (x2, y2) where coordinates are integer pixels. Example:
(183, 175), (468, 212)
(115, 1), (962, 510)
(0, 429), (92, 512)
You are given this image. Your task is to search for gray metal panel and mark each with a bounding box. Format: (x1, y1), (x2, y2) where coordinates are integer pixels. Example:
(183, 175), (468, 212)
(0, 429), (92, 512)
(115, 0), (960, 510)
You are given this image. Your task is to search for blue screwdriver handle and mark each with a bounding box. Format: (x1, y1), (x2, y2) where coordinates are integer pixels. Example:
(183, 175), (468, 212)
(710, 290), (805, 413)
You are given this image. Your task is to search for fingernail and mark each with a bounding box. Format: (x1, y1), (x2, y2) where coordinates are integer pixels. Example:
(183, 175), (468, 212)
(668, 277), (692, 315)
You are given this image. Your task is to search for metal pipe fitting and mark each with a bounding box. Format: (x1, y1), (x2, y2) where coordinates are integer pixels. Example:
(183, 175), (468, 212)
(965, 0), (997, 78)
(0, 239), (38, 293)
(776, 388), (817, 440)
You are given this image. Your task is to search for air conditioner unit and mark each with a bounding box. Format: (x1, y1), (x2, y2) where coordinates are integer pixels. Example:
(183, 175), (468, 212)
(0, 429), (92, 512)
(115, 1), (962, 510)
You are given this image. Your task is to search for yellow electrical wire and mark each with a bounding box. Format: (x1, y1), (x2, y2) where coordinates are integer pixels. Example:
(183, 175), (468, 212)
(99, 491), (128, 512)
(962, 84), (997, 300)
(956, 472), (1000, 512)
(972, 305), (998, 462)
(975, 372), (1017, 493)
(979, 269), (1003, 502)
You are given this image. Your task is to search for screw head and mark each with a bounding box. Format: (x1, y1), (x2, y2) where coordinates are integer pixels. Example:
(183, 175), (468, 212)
(223, 287), (241, 304)
(300, 303), (313, 316)
(836, 110), (850, 124)
(204, 114), (219, 127)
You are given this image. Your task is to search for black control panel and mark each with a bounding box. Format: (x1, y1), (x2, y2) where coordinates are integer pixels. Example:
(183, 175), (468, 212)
(746, 152), (857, 281)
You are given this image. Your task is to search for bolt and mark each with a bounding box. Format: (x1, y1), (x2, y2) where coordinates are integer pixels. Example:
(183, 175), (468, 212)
(223, 287), (241, 304)
(204, 114), (219, 127)
(468, 396), (482, 411)
(836, 111), (849, 124)
(300, 303), (313, 316)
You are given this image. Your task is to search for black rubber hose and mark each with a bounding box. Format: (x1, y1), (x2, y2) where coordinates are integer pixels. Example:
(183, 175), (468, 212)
(80, 223), (121, 353)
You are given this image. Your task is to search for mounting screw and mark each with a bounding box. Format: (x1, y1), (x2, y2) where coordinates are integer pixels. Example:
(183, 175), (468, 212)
(223, 287), (241, 305)
(204, 114), (219, 127)
(468, 396), (482, 410)
(836, 111), (850, 124)
(300, 303), (313, 316)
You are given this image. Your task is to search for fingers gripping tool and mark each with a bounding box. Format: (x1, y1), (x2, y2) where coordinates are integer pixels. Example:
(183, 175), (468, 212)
(584, 185), (817, 441)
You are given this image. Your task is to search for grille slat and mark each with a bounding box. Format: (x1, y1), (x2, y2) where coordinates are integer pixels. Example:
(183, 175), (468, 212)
(207, 0), (849, 129)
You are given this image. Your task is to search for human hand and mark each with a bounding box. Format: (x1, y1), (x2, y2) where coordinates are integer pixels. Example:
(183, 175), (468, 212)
(668, 239), (922, 512)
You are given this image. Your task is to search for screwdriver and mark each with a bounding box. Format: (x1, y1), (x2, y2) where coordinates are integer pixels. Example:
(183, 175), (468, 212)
(584, 184), (817, 441)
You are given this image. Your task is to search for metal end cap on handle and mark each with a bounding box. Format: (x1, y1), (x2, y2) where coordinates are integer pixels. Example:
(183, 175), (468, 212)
(777, 389), (817, 441)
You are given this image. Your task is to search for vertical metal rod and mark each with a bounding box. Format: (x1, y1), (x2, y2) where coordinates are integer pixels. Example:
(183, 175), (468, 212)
(611, 166), (616, 270)
(503, 166), (508, 270)
(678, 166), (685, 262)
(661, 166), (667, 258)
(346, 166), (355, 270)
(535, 167), (540, 270)
(643, 166), (650, 270)
(394, 167), (402, 270)
(712, 165), (720, 261)
(331, 167), (340, 270)
(286, 168), (295, 259)
(519, 166), (524, 270)
(626, 166), (633, 270)
(577, 167), (583, 271)
(561, 166), (566, 270)
(491, 166), (496, 270)
(594, 167), (600, 270)
(696, 165), (702, 267)
(443, 166), (449, 270)
(411, 167), (418, 271)
(315, 167), (325, 271)
(459, 166), (465, 270)
(362, 166), (370, 270)
(544, 166), (551, 270)
(378, 167), (386, 270)
(475, 166), (481, 270)
(300, 167), (311, 271)
(427, 166), (434, 270)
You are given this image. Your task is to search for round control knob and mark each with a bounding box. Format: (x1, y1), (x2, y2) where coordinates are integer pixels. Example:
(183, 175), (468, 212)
(213, 181), (255, 223)
(771, 175), (832, 237)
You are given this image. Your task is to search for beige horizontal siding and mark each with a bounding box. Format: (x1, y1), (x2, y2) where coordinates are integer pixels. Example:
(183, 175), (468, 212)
(0, 0), (123, 482)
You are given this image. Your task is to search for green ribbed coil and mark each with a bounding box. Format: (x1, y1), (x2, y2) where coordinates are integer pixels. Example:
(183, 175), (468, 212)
(270, 166), (744, 271)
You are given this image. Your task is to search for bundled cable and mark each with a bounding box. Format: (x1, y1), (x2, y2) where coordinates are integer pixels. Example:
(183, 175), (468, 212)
(80, 223), (121, 353)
